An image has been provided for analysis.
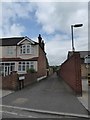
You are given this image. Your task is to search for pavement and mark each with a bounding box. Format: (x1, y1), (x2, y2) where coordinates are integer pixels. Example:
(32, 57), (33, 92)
(0, 89), (14, 98)
(0, 89), (14, 119)
(77, 79), (90, 112)
(1, 73), (89, 118)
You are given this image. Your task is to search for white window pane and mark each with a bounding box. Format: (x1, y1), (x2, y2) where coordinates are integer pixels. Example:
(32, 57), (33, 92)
(18, 65), (21, 71)
(31, 61), (34, 64)
(30, 61), (34, 68)
(31, 65), (34, 68)
(27, 45), (30, 53)
(27, 49), (30, 53)
(23, 49), (26, 54)
(22, 62), (25, 71)
(27, 45), (30, 49)
(20, 46), (22, 54)
(23, 45), (25, 48)
(26, 62), (29, 70)
(18, 62), (21, 71)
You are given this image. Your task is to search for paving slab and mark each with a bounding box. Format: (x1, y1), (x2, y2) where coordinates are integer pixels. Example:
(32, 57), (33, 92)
(77, 79), (90, 112)
(0, 89), (14, 98)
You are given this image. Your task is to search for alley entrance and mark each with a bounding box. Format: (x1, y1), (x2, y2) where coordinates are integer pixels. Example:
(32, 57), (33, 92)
(2, 73), (89, 117)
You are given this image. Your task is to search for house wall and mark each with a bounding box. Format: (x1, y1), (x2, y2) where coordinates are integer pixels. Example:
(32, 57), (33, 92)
(0, 41), (38, 76)
(1, 40), (39, 59)
(17, 41), (38, 59)
(0, 47), (2, 58)
(58, 52), (82, 95)
(37, 46), (47, 78)
(1, 45), (38, 59)
(1, 46), (16, 58)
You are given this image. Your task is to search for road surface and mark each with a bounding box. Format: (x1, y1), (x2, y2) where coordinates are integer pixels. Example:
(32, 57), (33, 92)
(1, 73), (89, 119)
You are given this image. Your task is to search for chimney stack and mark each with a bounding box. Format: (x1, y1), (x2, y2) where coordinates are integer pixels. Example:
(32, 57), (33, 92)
(38, 34), (45, 51)
(38, 34), (42, 44)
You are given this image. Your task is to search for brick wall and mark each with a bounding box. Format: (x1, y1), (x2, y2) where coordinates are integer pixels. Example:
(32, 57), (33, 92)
(0, 72), (37, 90)
(37, 46), (47, 78)
(59, 52), (82, 95)
(0, 71), (18, 90)
(19, 72), (37, 87)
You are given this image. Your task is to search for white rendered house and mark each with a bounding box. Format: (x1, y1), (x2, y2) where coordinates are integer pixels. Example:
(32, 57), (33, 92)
(0, 35), (47, 78)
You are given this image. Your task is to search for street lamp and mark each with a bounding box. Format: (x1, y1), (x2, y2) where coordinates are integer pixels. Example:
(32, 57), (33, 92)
(71, 23), (83, 52)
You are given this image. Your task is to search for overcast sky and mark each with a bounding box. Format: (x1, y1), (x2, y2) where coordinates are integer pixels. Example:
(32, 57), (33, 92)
(0, 0), (89, 65)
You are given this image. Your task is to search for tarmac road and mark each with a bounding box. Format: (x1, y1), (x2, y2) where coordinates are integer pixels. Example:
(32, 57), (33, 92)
(1, 73), (90, 118)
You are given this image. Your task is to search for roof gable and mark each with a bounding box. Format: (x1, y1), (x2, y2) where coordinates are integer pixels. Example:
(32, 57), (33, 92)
(17, 36), (35, 45)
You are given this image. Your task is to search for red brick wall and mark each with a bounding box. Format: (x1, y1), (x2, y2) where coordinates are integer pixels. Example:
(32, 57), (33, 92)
(37, 46), (47, 78)
(0, 71), (18, 90)
(19, 72), (37, 86)
(0, 72), (37, 90)
(59, 52), (82, 95)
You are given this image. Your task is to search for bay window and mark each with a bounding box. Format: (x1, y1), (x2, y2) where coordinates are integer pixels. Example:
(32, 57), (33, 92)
(18, 61), (35, 72)
(0, 62), (15, 76)
(20, 44), (32, 54)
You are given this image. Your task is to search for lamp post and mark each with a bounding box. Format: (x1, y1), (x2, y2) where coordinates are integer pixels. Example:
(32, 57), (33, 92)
(71, 24), (83, 52)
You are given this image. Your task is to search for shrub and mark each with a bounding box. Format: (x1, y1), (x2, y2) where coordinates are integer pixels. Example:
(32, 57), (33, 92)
(27, 68), (36, 73)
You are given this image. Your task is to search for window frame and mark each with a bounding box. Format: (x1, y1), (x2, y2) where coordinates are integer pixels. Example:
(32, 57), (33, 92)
(20, 44), (32, 54)
(7, 46), (13, 55)
(0, 62), (15, 76)
(18, 61), (35, 72)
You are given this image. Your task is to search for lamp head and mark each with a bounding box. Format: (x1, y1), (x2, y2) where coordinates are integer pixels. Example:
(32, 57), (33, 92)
(74, 24), (83, 27)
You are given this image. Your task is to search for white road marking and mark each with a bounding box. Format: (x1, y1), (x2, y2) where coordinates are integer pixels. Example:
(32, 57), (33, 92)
(0, 110), (37, 118)
(19, 114), (37, 118)
(0, 104), (89, 118)
(0, 110), (17, 115)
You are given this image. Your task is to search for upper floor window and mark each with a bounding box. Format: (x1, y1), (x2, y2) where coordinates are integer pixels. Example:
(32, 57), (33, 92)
(7, 46), (13, 55)
(20, 44), (31, 54)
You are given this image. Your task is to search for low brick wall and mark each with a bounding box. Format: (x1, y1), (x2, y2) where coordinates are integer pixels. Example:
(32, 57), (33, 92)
(59, 52), (82, 95)
(0, 72), (37, 90)
(0, 71), (18, 90)
(18, 72), (37, 87)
